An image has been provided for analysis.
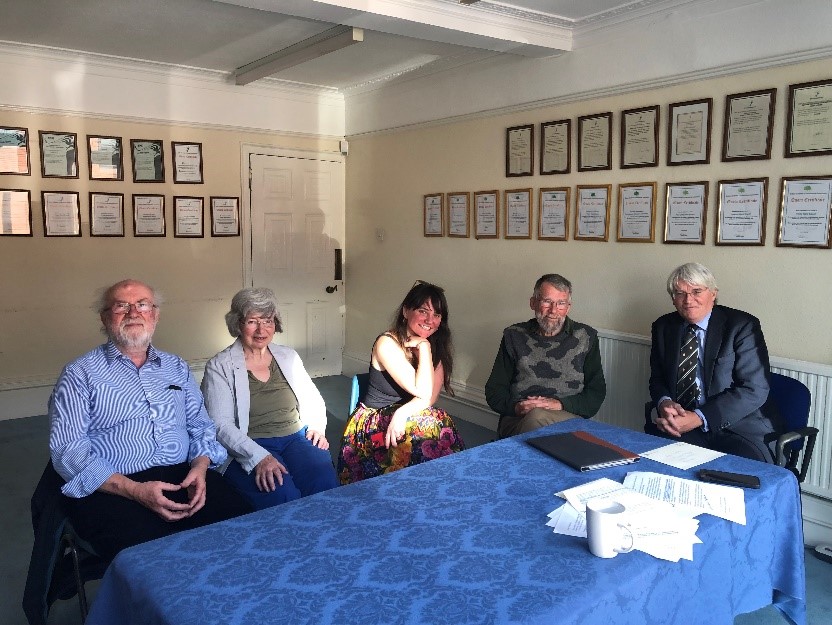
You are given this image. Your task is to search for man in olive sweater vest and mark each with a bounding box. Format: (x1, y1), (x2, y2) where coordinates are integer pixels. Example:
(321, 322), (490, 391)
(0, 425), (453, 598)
(485, 274), (606, 439)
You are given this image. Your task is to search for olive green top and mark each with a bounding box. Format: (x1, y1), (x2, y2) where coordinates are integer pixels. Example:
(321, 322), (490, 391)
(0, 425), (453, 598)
(247, 358), (303, 438)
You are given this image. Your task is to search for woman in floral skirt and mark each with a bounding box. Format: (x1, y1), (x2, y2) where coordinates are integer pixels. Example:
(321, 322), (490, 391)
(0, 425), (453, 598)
(337, 281), (465, 484)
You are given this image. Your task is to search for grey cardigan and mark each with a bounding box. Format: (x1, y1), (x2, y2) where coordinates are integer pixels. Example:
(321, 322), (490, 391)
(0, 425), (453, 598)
(201, 339), (327, 473)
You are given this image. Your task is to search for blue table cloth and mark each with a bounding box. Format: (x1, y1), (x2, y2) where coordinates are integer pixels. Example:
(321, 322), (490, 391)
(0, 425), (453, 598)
(85, 419), (805, 625)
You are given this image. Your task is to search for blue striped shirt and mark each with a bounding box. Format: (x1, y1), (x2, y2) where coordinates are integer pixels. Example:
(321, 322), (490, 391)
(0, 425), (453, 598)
(49, 341), (227, 498)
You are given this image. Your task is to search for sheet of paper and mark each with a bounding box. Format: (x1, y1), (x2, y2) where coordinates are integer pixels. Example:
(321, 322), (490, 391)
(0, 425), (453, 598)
(556, 477), (630, 512)
(546, 503), (587, 537)
(624, 471), (746, 524)
(639, 441), (725, 470)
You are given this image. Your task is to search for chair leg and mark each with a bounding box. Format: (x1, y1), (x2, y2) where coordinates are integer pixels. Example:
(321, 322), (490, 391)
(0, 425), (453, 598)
(65, 537), (89, 622)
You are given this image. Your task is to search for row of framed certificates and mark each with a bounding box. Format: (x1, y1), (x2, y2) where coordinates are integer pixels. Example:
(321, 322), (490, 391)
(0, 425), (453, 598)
(0, 127), (203, 184)
(423, 176), (832, 248)
(506, 78), (832, 176)
(0, 191), (239, 238)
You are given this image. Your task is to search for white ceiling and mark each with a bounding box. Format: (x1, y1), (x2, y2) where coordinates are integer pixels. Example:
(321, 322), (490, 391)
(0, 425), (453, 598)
(0, 0), (692, 92)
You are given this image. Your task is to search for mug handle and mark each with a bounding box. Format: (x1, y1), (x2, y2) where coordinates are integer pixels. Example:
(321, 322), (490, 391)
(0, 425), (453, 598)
(615, 524), (635, 554)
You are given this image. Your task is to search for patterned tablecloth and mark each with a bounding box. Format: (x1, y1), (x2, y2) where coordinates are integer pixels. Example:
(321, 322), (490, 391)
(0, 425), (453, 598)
(85, 419), (805, 625)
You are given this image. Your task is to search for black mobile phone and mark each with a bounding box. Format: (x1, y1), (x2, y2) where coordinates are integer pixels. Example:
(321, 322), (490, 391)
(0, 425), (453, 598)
(697, 469), (760, 489)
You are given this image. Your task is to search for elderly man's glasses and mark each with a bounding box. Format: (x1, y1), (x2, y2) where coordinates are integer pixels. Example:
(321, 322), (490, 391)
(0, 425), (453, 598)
(110, 301), (156, 314)
(244, 318), (275, 329)
(672, 288), (708, 300)
(537, 298), (571, 310)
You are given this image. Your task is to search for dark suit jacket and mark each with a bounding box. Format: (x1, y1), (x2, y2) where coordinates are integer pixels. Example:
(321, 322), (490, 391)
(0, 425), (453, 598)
(649, 305), (780, 441)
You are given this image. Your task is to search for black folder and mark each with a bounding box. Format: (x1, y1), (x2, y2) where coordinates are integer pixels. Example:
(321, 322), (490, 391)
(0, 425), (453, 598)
(527, 430), (640, 472)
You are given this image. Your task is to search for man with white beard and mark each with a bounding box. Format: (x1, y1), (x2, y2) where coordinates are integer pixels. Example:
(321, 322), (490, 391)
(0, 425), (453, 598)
(485, 274), (606, 438)
(49, 279), (250, 562)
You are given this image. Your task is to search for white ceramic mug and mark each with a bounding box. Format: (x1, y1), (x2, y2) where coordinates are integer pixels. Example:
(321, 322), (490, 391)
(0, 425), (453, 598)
(586, 498), (635, 558)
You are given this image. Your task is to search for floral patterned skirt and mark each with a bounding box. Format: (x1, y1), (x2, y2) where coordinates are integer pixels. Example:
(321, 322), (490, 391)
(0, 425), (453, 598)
(337, 403), (465, 485)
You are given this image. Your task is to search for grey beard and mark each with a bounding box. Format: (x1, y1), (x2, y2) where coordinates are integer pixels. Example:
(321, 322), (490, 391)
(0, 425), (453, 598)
(110, 324), (153, 351)
(535, 311), (564, 336)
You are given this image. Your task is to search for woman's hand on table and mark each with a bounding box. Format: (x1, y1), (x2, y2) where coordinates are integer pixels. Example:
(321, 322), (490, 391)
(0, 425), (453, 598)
(254, 455), (288, 492)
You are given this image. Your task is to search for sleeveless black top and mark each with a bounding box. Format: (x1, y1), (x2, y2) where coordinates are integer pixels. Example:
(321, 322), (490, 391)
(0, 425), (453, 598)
(363, 366), (414, 408)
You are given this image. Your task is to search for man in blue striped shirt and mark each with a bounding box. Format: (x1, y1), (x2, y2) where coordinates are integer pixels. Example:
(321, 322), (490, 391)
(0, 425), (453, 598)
(49, 279), (251, 561)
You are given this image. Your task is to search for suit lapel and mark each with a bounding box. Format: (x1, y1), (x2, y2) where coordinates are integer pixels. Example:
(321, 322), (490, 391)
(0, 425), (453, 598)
(667, 314), (687, 385)
(703, 306), (725, 389)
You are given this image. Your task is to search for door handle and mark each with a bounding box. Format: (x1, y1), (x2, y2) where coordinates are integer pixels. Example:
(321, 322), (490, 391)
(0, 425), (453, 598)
(326, 285), (338, 293)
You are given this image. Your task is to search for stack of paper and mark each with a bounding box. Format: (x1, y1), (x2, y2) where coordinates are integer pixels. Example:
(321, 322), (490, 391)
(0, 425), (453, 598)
(545, 473), (746, 562)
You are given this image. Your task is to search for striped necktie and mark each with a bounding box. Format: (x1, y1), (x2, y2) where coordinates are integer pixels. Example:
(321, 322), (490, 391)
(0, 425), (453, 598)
(676, 324), (700, 410)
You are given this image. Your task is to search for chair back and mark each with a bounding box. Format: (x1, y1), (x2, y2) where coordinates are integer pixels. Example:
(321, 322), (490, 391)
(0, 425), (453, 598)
(767, 372), (818, 483)
(349, 373), (370, 415)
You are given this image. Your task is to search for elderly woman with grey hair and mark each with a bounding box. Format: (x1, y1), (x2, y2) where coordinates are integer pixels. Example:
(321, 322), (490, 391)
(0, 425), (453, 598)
(201, 287), (339, 510)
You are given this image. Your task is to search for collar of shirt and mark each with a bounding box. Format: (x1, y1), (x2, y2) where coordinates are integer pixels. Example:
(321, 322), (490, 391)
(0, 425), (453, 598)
(103, 340), (161, 366)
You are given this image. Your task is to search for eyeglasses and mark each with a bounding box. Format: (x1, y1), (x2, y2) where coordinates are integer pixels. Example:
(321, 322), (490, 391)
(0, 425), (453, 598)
(110, 301), (156, 314)
(537, 298), (571, 310)
(244, 318), (275, 329)
(671, 288), (709, 300)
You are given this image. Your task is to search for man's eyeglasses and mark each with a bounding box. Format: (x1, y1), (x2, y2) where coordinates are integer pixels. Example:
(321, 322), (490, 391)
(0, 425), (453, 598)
(671, 288), (709, 300)
(537, 298), (571, 310)
(110, 301), (156, 314)
(244, 318), (276, 329)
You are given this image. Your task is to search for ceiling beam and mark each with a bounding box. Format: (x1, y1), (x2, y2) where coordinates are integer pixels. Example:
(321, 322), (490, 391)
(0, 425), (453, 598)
(234, 24), (363, 85)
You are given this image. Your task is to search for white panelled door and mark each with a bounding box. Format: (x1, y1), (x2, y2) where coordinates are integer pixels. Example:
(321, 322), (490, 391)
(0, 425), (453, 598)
(249, 153), (345, 377)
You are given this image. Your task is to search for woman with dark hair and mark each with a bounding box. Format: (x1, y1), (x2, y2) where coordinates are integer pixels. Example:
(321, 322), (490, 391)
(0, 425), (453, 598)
(201, 287), (339, 510)
(337, 281), (465, 484)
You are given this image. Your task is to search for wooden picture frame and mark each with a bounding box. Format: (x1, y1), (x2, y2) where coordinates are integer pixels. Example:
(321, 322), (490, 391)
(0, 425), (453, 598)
(0, 126), (31, 175)
(667, 98), (712, 166)
(504, 188), (532, 239)
(716, 178), (767, 246)
(540, 119), (571, 175)
(506, 124), (534, 177)
(538, 187), (569, 241)
(42, 191), (81, 236)
(574, 185), (611, 241)
(133, 194), (166, 237)
(578, 112), (612, 172)
(785, 79), (832, 158)
(664, 182), (708, 244)
(776, 176), (832, 248)
(39, 131), (78, 178)
(89, 192), (125, 237)
(447, 192), (470, 238)
(0, 189), (32, 235)
(424, 193), (444, 237)
(722, 88), (776, 162)
(210, 196), (240, 237)
(131, 139), (165, 183)
(620, 105), (659, 169)
(174, 196), (204, 237)
(617, 182), (656, 242)
(473, 190), (499, 239)
(87, 135), (124, 181)
(172, 141), (204, 184)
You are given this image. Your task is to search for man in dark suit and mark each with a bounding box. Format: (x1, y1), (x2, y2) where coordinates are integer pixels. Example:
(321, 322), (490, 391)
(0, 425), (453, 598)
(646, 263), (780, 462)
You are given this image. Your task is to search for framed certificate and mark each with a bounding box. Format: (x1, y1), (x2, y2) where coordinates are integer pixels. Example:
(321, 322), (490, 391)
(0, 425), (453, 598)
(0, 189), (32, 235)
(87, 135), (124, 180)
(574, 185), (611, 241)
(540, 119), (570, 175)
(424, 193), (444, 237)
(621, 105), (659, 168)
(0, 126), (31, 175)
(716, 178), (767, 245)
(211, 196), (240, 237)
(617, 182), (656, 242)
(133, 194), (166, 237)
(722, 89), (776, 162)
(504, 189), (531, 239)
(174, 196), (204, 237)
(538, 187), (569, 241)
(474, 190), (499, 239)
(506, 124), (533, 177)
(667, 99), (712, 165)
(447, 192), (470, 238)
(664, 182), (708, 244)
(131, 139), (165, 182)
(42, 191), (81, 236)
(89, 192), (124, 237)
(785, 79), (832, 158)
(776, 176), (832, 248)
(172, 141), (204, 184)
(578, 112), (612, 172)
(39, 131), (78, 178)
